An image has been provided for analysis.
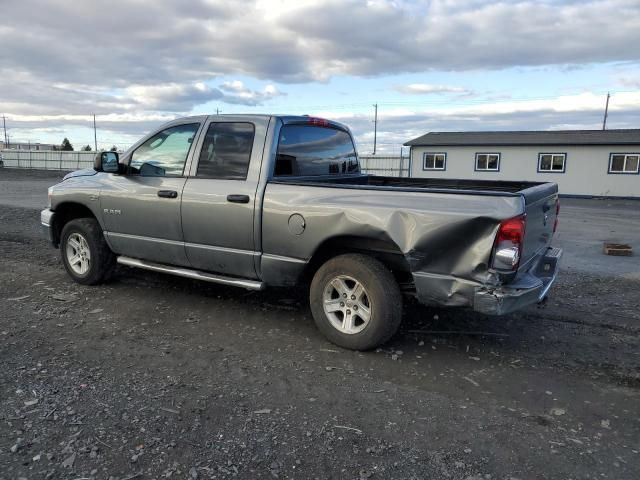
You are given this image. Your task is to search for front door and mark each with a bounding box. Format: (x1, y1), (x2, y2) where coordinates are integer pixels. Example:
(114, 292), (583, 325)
(100, 122), (202, 266)
(181, 119), (266, 279)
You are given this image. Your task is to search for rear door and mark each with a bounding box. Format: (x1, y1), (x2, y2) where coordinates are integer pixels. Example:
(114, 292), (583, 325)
(100, 121), (202, 266)
(181, 117), (269, 279)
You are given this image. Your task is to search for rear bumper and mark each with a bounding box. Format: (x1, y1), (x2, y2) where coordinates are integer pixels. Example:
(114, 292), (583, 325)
(473, 246), (562, 315)
(40, 208), (58, 246)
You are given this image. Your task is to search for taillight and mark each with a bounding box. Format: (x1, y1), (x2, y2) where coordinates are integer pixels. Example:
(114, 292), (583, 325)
(553, 198), (560, 233)
(492, 215), (526, 271)
(308, 117), (329, 127)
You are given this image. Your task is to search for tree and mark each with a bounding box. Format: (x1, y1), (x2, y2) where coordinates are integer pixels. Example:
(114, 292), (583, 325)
(61, 138), (74, 151)
(82, 145), (92, 151)
(110, 145), (118, 152)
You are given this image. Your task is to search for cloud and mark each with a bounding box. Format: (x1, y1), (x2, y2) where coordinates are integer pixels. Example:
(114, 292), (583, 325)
(218, 81), (284, 105)
(274, 0), (640, 77)
(618, 76), (640, 89)
(124, 80), (283, 110)
(0, 72), (283, 119)
(395, 83), (472, 95)
(1, 0), (639, 91)
(2, 0), (639, 112)
(125, 83), (219, 111)
(2, 0), (640, 147)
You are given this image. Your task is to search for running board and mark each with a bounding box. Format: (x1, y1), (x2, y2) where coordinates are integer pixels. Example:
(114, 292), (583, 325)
(116, 256), (264, 291)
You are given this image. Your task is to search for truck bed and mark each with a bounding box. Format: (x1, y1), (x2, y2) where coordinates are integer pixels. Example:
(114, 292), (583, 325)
(268, 174), (559, 278)
(272, 174), (553, 201)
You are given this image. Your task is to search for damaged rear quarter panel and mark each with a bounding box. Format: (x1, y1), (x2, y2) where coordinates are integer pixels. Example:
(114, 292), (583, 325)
(261, 182), (524, 307)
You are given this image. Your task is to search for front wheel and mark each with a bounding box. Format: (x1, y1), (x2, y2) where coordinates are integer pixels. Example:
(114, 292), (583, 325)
(310, 254), (402, 350)
(60, 218), (116, 285)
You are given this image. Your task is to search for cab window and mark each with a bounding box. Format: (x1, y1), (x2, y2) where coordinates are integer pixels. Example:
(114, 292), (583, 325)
(130, 123), (200, 176)
(196, 123), (255, 180)
(275, 125), (359, 176)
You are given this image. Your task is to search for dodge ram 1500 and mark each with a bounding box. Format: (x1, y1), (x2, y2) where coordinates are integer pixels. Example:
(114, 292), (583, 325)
(42, 115), (561, 350)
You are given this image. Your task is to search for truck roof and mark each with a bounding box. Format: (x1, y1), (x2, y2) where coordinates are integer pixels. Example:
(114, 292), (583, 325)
(176, 114), (350, 131)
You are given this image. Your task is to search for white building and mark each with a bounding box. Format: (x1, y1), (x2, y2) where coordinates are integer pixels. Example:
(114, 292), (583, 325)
(405, 129), (640, 198)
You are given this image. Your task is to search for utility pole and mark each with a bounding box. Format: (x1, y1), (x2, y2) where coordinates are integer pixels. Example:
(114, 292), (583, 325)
(602, 92), (610, 130)
(372, 103), (378, 155)
(93, 114), (98, 151)
(2, 115), (7, 148)
(216, 108), (221, 115)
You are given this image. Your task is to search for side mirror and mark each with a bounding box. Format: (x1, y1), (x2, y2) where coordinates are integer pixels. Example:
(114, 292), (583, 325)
(94, 151), (120, 173)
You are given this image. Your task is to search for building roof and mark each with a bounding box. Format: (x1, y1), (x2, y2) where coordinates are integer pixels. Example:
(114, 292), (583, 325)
(404, 128), (640, 147)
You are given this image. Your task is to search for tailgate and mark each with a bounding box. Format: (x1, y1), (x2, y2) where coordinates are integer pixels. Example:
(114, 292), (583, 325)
(519, 183), (559, 272)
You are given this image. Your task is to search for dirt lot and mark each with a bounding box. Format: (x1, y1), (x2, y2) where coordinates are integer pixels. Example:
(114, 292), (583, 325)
(1, 168), (639, 480)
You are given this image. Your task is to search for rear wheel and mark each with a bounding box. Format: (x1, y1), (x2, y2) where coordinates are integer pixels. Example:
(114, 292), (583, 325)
(310, 253), (402, 350)
(60, 218), (116, 285)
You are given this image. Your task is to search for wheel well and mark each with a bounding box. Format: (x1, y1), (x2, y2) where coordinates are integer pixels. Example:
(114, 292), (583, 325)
(52, 203), (97, 247)
(303, 235), (413, 285)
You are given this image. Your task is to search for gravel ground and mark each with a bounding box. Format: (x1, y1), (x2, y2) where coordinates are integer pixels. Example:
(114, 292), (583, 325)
(1, 169), (639, 479)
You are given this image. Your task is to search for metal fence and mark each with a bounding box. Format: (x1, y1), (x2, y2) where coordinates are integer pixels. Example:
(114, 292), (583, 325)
(0, 149), (409, 177)
(359, 155), (408, 177)
(0, 149), (95, 171)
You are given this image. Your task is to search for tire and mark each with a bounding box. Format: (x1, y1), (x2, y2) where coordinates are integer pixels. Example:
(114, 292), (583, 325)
(60, 218), (116, 285)
(310, 253), (402, 350)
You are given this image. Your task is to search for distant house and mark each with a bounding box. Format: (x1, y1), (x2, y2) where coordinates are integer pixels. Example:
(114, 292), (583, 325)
(404, 129), (640, 198)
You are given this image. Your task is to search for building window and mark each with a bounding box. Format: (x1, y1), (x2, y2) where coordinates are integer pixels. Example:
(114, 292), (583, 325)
(538, 153), (566, 173)
(609, 153), (639, 174)
(423, 152), (446, 170)
(475, 153), (500, 171)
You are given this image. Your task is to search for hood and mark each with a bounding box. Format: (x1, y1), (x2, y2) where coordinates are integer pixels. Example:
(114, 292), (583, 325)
(63, 168), (97, 181)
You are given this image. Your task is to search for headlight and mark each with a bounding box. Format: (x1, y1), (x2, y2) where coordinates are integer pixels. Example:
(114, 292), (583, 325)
(47, 187), (53, 209)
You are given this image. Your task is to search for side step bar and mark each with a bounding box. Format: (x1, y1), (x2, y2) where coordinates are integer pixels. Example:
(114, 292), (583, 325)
(117, 256), (264, 291)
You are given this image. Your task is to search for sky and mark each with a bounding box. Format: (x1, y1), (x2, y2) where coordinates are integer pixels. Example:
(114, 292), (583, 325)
(1, 0), (639, 154)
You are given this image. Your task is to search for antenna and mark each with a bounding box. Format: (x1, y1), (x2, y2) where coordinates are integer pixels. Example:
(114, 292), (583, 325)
(602, 92), (610, 130)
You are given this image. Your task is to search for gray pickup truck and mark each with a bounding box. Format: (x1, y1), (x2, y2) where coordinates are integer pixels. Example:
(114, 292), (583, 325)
(41, 114), (561, 350)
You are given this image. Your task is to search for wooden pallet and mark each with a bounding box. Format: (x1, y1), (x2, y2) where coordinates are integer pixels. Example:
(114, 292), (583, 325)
(603, 243), (633, 256)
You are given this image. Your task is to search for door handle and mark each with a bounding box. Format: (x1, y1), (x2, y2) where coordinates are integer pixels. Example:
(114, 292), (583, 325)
(227, 194), (250, 204)
(157, 190), (178, 198)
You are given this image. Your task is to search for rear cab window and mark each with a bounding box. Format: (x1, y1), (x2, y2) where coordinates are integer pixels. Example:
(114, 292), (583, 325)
(275, 124), (359, 176)
(196, 122), (255, 180)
